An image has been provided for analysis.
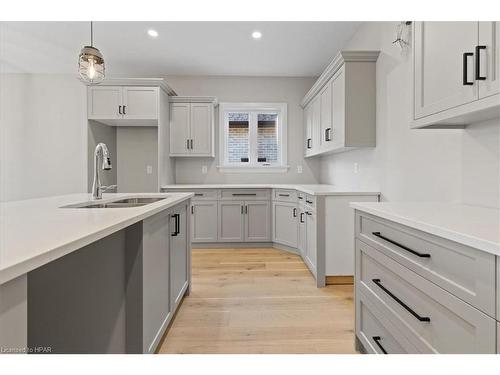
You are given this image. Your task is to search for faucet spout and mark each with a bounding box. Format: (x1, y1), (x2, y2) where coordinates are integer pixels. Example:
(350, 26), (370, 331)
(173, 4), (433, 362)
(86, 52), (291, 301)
(92, 143), (112, 199)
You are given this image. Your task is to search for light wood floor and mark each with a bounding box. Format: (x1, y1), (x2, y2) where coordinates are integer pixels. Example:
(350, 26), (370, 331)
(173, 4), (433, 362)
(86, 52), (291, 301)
(158, 248), (356, 354)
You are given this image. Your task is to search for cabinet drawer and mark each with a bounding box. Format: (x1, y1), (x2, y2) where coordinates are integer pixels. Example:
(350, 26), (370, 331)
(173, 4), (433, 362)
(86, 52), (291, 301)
(356, 212), (496, 316)
(356, 240), (496, 353)
(273, 189), (297, 202)
(220, 189), (270, 200)
(164, 189), (218, 201)
(356, 289), (419, 354)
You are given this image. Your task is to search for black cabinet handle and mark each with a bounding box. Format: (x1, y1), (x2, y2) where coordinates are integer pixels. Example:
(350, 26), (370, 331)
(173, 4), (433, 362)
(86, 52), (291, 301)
(245, 205), (248, 214)
(298, 196), (303, 200)
(118, 105), (122, 115)
(194, 193), (203, 196)
(372, 279), (430, 322)
(325, 128), (332, 142)
(232, 193), (257, 196)
(241, 205), (244, 214)
(475, 45), (487, 80)
(371, 232), (430, 258)
(171, 214), (180, 236)
(186, 139), (190, 149)
(372, 336), (388, 354)
(463, 52), (474, 85)
(307, 138), (312, 149)
(306, 211), (312, 216)
(191, 205), (194, 214)
(190, 139), (193, 149)
(123, 105), (126, 115)
(300, 212), (305, 223)
(293, 207), (297, 217)
(279, 193), (290, 197)
(306, 200), (313, 204)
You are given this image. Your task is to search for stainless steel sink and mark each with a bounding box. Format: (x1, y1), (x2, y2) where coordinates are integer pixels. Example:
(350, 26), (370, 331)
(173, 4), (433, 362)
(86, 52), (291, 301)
(63, 196), (167, 208)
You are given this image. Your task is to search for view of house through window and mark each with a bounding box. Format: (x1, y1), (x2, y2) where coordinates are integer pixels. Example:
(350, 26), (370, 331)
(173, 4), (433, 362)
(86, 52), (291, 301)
(221, 103), (287, 170)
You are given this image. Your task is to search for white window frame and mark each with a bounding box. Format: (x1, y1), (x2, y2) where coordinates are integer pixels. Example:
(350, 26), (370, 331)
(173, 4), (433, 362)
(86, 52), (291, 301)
(218, 102), (288, 173)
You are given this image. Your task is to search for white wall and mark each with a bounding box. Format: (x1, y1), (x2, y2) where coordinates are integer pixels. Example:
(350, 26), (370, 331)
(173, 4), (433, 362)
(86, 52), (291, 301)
(0, 74), (87, 201)
(166, 75), (321, 184)
(319, 22), (500, 209)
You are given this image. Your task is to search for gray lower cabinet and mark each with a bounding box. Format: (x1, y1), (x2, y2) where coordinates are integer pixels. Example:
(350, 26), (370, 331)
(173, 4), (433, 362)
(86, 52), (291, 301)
(305, 210), (317, 275)
(191, 200), (218, 243)
(218, 200), (245, 242)
(497, 322), (500, 354)
(170, 204), (189, 310)
(298, 207), (307, 258)
(218, 200), (271, 242)
(245, 201), (271, 242)
(141, 210), (172, 354)
(272, 201), (298, 248)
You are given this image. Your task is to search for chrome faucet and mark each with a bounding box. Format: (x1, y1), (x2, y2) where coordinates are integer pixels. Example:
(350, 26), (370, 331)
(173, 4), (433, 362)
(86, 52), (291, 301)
(92, 143), (116, 199)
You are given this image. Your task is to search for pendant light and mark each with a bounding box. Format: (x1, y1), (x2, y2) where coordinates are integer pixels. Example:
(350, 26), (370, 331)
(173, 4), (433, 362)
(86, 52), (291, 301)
(78, 21), (105, 84)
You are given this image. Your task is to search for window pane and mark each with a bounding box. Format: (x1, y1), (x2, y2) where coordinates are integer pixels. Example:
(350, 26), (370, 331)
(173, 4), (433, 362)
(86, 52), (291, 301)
(257, 113), (278, 163)
(227, 112), (249, 163)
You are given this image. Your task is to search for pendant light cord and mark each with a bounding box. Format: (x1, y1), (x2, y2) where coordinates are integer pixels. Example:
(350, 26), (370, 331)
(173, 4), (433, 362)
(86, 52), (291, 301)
(90, 21), (93, 47)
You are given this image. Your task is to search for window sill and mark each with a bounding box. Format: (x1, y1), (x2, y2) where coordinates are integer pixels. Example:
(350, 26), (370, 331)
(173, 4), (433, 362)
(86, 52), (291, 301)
(217, 165), (289, 174)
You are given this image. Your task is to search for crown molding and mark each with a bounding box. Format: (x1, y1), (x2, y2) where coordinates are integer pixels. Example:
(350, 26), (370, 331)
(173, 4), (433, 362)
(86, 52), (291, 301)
(91, 77), (177, 96)
(301, 50), (380, 108)
(169, 96), (218, 105)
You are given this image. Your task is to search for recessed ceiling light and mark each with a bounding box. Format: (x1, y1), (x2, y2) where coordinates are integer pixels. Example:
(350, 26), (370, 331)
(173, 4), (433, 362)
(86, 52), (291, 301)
(147, 29), (159, 38)
(251, 31), (262, 39)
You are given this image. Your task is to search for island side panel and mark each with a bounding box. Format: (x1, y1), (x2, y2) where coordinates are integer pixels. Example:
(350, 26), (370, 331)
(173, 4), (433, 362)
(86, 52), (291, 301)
(0, 274), (27, 353)
(27, 230), (127, 354)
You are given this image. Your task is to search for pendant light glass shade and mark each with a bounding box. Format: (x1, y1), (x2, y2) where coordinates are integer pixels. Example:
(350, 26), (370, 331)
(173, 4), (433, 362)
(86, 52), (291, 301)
(78, 22), (105, 84)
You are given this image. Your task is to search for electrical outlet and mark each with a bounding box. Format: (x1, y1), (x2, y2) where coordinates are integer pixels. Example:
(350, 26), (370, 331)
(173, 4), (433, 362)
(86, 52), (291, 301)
(354, 163), (359, 174)
(146, 165), (153, 175)
(297, 165), (303, 174)
(201, 165), (208, 174)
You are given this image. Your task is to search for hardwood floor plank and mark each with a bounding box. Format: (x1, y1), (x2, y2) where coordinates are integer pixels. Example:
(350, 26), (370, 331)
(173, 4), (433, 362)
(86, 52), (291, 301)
(158, 247), (356, 354)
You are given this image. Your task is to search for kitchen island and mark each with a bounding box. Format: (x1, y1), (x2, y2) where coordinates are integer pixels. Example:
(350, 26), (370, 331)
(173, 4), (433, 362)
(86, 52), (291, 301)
(0, 192), (192, 354)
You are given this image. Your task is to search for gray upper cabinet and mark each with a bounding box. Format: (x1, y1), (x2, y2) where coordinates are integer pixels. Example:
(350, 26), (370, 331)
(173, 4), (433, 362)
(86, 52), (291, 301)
(87, 86), (159, 126)
(170, 204), (189, 310)
(191, 201), (218, 243)
(169, 97), (216, 157)
(412, 21), (500, 128)
(272, 201), (298, 248)
(301, 51), (379, 156)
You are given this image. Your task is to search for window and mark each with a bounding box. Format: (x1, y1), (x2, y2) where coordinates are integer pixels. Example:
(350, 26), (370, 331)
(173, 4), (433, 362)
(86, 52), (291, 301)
(219, 103), (287, 172)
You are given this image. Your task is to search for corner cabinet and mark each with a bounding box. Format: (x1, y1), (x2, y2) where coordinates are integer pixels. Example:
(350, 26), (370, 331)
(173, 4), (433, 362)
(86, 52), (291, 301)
(412, 21), (500, 128)
(301, 51), (379, 157)
(169, 97), (216, 157)
(87, 86), (159, 126)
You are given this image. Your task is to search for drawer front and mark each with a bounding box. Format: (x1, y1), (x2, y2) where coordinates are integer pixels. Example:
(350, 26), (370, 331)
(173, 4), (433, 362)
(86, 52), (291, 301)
(356, 212), (496, 316)
(273, 189), (297, 202)
(356, 240), (496, 354)
(164, 189), (218, 201)
(220, 189), (270, 200)
(356, 289), (419, 354)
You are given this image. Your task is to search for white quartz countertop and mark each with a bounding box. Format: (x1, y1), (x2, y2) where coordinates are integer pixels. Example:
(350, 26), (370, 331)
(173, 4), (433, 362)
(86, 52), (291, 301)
(0, 192), (193, 285)
(350, 202), (500, 256)
(162, 184), (380, 196)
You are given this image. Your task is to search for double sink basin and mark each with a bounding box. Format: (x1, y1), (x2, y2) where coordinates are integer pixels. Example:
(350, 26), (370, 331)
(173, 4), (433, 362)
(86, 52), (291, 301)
(63, 197), (167, 209)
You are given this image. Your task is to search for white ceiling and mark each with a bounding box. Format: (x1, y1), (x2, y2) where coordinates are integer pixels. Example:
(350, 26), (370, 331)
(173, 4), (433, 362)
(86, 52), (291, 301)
(0, 21), (361, 77)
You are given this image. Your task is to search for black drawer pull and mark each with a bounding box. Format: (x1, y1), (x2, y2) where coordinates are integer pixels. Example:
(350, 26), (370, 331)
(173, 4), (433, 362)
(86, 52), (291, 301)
(372, 336), (387, 354)
(463, 52), (474, 85)
(279, 193), (290, 197)
(307, 138), (312, 149)
(306, 211), (312, 216)
(325, 127), (332, 141)
(171, 214), (180, 236)
(372, 279), (430, 322)
(194, 193), (203, 196)
(306, 200), (313, 204)
(298, 196), (303, 200)
(371, 232), (430, 258)
(232, 193), (257, 196)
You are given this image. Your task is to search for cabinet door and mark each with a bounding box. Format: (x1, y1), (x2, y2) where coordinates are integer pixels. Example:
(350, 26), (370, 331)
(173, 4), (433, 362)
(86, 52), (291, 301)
(190, 103), (212, 155)
(304, 104), (313, 155)
(331, 67), (346, 149)
(218, 201), (245, 242)
(305, 211), (317, 271)
(170, 103), (191, 155)
(170, 205), (188, 309)
(122, 87), (158, 120)
(191, 201), (218, 243)
(245, 201), (271, 242)
(142, 211), (171, 353)
(298, 208), (307, 258)
(478, 22), (500, 99)
(87, 86), (122, 119)
(414, 22), (479, 119)
(319, 79), (333, 150)
(311, 96), (321, 154)
(273, 202), (298, 248)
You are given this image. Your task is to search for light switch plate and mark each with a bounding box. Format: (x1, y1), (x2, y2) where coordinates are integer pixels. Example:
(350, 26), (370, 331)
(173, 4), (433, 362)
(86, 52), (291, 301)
(146, 165), (153, 174)
(297, 165), (303, 174)
(202, 165), (208, 174)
